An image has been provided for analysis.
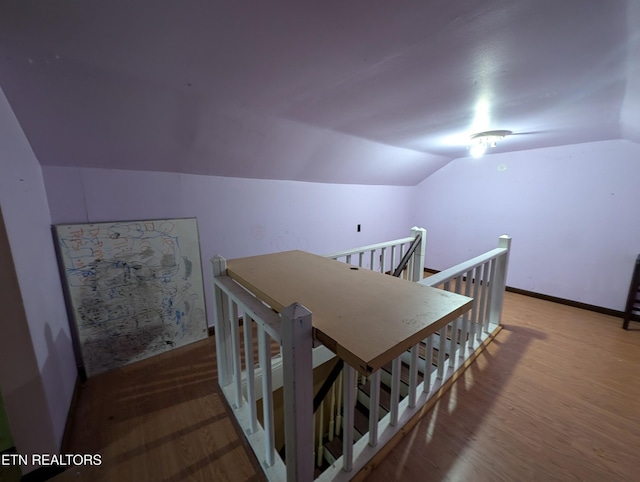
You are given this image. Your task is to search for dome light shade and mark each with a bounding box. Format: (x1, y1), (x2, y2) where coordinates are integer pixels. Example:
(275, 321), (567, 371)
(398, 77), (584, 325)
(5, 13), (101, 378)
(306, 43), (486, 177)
(469, 130), (512, 158)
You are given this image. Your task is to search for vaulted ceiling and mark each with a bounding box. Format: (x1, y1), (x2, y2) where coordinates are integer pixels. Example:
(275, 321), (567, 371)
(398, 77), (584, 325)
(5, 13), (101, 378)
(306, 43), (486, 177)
(1, 0), (639, 186)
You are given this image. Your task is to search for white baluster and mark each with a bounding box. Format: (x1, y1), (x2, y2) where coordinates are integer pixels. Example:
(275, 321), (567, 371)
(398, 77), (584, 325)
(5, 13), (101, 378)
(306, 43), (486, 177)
(228, 299), (243, 408)
(328, 384), (335, 442)
(408, 344), (419, 408)
(447, 276), (462, 366)
(368, 370), (381, 447)
(469, 264), (482, 347)
(317, 399), (324, 467)
(257, 325), (275, 466)
(335, 371), (343, 436)
(484, 258), (497, 333)
(342, 365), (355, 472)
(488, 236), (512, 325)
(411, 226), (427, 282)
(211, 255), (232, 386)
(390, 356), (401, 426)
(437, 326), (446, 379)
(390, 245), (396, 275)
(477, 261), (490, 340)
(460, 270), (473, 356)
(423, 335), (433, 393)
(242, 312), (257, 433)
(281, 303), (313, 481)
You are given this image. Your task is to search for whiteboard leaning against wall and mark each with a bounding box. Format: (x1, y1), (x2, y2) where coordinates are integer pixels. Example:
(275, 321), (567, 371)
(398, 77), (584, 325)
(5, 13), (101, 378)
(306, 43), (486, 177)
(54, 218), (208, 377)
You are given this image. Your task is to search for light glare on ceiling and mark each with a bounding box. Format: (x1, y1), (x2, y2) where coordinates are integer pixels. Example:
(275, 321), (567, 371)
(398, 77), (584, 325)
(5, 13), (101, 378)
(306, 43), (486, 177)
(470, 143), (487, 158)
(469, 130), (512, 158)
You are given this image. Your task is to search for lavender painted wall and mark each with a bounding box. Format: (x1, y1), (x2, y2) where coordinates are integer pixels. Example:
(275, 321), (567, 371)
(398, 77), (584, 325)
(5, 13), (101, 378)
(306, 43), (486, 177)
(0, 87), (77, 467)
(42, 139), (640, 326)
(43, 166), (414, 325)
(621, 0), (640, 143)
(413, 139), (640, 311)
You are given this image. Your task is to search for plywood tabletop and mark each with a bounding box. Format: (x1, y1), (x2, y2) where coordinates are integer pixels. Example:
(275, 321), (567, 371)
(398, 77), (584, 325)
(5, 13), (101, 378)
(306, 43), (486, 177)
(227, 250), (472, 375)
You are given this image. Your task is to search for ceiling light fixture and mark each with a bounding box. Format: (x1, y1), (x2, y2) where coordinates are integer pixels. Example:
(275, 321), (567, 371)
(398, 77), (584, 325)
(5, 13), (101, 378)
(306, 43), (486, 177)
(469, 129), (512, 158)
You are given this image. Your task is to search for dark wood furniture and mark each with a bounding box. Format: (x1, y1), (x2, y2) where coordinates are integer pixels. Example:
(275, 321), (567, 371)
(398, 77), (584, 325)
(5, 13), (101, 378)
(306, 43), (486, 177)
(623, 254), (640, 329)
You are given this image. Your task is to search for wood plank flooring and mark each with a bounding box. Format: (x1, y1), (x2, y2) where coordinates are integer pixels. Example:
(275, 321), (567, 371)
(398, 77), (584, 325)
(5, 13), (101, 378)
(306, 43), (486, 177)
(53, 291), (640, 481)
(53, 336), (266, 482)
(366, 292), (640, 482)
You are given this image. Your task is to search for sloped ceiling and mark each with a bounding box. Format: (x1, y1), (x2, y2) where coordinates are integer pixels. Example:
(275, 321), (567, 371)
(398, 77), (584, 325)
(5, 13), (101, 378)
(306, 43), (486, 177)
(1, 0), (638, 186)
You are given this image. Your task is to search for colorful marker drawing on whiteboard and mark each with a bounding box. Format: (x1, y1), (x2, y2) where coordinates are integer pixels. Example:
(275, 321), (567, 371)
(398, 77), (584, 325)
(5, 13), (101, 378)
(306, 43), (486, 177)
(56, 219), (207, 377)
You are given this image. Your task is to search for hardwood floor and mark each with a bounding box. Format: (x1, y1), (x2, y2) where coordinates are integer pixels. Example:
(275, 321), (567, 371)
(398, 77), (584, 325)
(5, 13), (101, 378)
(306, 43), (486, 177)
(54, 292), (640, 481)
(54, 336), (266, 482)
(366, 292), (640, 482)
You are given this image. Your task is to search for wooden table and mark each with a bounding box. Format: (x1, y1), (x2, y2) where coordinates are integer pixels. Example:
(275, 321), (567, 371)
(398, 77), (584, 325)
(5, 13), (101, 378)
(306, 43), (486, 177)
(227, 250), (473, 375)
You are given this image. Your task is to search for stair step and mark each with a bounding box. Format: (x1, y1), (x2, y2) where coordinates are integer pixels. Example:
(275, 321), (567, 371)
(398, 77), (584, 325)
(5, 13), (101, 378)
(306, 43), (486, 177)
(353, 401), (370, 436)
(321, 397), (389, 467)
(325, 434), (342, 461)
(381, 359), (425, 386)
(323, 401), (369, 444)
(316, 339), (467, 476)
(320, 363), (432, 472)
(359, 379), (392, 412)
(315, 341), (463, 477)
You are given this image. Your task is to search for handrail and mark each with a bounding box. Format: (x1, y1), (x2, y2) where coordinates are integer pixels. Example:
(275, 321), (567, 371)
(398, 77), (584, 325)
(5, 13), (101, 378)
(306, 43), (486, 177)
(313, 359), (344, 413)
(213, 274), (282, 343)
(212, 254), (315, 481)
(392, 233), (422, 277)
(324, 236), (414, 260)
(419, 247), (507, 287)
(211, 229), (517, 482)
(311, 226), (425, 466)
(317, 234), (511, 481)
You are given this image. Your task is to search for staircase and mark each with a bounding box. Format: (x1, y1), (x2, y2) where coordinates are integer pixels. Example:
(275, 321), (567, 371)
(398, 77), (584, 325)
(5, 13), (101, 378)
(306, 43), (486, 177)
(313, 338), (451, 476)
(213, 232), (512, 482)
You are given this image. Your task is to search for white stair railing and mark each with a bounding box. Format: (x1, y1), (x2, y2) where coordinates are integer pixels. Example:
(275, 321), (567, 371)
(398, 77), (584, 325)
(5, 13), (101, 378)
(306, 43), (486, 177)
(212, 232), (510, 482)
(420, 234), (512, 331)
(317, 235), (511, 481)
(325, 226), (426, 282)
(212, 256), (314, 482)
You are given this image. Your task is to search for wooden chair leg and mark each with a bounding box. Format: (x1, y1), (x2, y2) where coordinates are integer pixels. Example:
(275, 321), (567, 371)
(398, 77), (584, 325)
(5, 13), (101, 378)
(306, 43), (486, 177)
(622, 255), (640, 330)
